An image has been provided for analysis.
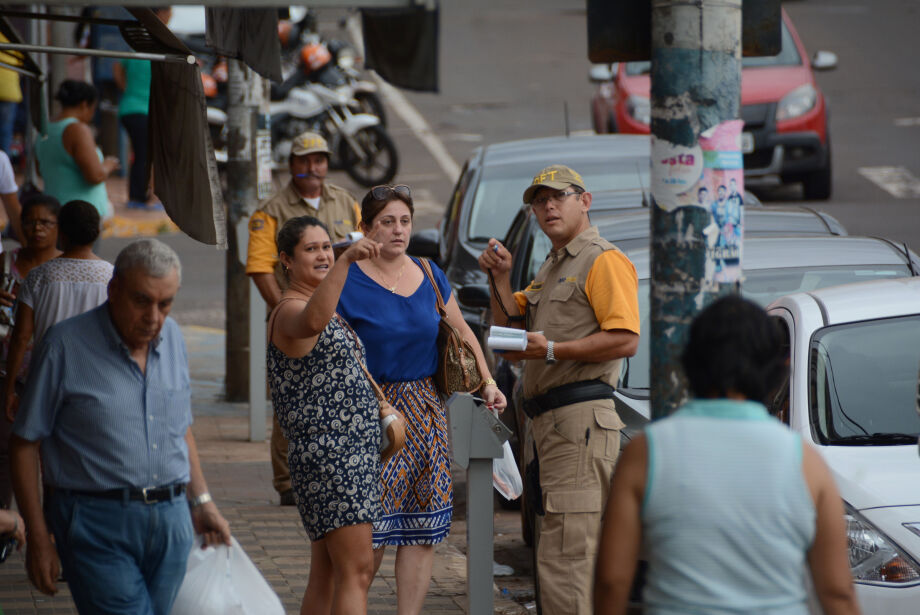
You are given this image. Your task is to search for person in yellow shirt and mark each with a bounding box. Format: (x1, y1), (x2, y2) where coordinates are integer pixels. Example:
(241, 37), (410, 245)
(478, 164), (640, 615)
(0, 33), (23, 155)
(246, 131), (360, 506)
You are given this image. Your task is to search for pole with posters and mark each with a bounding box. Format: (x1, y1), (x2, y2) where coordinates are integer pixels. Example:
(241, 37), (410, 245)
(648, 0), (744, 419)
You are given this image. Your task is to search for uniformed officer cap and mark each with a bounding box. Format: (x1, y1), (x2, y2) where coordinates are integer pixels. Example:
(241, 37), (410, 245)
(291, 131), (331, 156)
(522, 164), (587, 204)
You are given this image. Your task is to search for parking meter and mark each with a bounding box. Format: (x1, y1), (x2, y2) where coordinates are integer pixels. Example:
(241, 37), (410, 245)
(448, 392), (512, 615)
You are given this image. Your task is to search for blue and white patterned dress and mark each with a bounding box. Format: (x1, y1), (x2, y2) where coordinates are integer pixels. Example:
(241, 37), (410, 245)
(268, 311), (382, 541)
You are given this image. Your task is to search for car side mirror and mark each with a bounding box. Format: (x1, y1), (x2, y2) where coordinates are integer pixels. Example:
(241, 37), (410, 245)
(408, 228), (440, 261)
(589, 63), (615, 83)
(811, 50), (837, 71)
(457, 284), (491, 309)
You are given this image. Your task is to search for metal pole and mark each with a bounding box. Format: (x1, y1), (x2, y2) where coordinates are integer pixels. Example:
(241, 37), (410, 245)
(0, 42), (195, 64)
(467, 458), (495, 615)
(225, 59), (259, 405)
(649, 0), (743, 419)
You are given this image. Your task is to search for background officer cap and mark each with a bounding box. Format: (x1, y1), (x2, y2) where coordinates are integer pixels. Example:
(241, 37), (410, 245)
(522, 164), (587, 204)
(291, 131), (331, 156)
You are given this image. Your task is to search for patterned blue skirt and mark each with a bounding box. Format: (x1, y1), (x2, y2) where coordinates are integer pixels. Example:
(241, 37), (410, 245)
(373, 377), (452, 547)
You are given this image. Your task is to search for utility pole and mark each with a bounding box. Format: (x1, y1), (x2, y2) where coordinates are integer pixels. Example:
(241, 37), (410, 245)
(649, 0), (744, 419)
(224, 59), (264, 402)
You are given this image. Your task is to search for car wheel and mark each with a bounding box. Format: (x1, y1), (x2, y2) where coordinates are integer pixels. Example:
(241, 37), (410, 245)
(802, 140), (832, 200)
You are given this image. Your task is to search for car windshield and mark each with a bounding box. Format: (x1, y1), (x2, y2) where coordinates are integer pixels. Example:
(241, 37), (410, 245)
(810, 315), (920, 443)
(622, 265), (913, 390)
(467, 161), (650, 243)
(623, 22), (800, 76)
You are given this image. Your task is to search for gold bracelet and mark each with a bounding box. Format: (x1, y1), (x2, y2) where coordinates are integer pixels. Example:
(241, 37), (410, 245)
(482, 378), (497, 387)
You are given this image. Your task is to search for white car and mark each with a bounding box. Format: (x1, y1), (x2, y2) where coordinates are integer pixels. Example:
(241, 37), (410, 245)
(768, 277), (920, 612)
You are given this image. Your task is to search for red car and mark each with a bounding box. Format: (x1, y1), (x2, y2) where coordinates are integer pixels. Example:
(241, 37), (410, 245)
(590, 9), (837, 200)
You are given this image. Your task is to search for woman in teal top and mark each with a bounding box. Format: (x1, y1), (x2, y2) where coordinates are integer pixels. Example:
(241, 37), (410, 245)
(35, 81), (117, 219)
(595, 296), (861, 615)
(113, 58), (151, 208)
(113, 7), (170, 210)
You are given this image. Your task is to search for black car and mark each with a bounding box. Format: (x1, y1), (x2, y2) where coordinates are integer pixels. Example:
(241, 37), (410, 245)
(409, 134), (653, 339)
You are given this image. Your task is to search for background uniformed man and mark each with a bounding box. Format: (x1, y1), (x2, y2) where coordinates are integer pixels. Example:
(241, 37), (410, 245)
(478, 164), (640, 615)
(245, 131), (360, 506)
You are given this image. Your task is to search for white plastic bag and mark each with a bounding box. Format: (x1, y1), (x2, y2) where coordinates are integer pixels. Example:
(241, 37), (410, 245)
(493, 440), (523, 500)
(170, 536), (285, 615)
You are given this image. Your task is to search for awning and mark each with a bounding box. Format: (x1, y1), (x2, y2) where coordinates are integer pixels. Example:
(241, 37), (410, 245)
(0, 8), (227, 247)
(127, 8), (227, 247)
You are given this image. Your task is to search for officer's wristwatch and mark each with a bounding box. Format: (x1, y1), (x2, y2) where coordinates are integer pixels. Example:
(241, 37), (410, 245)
(545, 341), (557, 365)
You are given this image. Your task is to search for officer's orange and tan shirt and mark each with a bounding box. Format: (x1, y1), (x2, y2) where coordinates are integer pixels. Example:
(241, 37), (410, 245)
(512, 226), (640, 399)
(246, 181), (360, 289)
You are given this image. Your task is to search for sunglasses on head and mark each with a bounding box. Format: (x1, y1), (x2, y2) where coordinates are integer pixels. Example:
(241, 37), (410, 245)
(370, 184), (411, 201)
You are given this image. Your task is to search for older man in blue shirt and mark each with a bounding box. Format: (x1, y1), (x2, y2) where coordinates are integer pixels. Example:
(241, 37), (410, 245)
(10, 238), (231, 615)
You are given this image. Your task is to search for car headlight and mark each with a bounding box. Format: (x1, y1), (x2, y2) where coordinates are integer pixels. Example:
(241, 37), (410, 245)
(627, 95), (650, 126)
(845, 504), (920, 585)
(775, 84), (817, 122)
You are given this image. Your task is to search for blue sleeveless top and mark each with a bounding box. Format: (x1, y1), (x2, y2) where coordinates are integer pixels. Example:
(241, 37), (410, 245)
(642, 399), (816, 615)
(337, 257), (451, 383)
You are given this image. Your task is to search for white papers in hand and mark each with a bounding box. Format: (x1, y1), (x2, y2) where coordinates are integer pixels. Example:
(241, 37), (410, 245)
(487, 326), (528, 351)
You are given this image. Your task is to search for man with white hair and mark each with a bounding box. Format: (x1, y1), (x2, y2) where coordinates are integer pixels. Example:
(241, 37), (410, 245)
(10, 238), (231, 614)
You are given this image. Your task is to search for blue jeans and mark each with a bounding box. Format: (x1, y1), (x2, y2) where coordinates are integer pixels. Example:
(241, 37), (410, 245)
(46, 490), (194, 615)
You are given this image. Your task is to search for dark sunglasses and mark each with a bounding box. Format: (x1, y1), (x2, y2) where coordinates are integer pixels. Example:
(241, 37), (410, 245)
(370, 184), (411, 201)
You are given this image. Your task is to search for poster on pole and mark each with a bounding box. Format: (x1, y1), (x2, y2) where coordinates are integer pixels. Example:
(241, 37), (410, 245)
(698, 119), (745, 284)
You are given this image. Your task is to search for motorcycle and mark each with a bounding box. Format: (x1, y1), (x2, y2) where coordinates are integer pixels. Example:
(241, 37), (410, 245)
(269, 79), (398, 187)
(279, 11), (387, 126)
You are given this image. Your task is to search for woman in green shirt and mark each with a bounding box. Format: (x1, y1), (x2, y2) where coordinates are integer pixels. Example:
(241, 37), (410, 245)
(35, 80), (118, 220)
(113, 6), (171, 210)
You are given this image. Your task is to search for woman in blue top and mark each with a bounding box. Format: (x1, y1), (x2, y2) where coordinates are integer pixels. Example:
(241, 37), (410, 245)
(594, 296), (860, 615)
(35, 81), (118, 219)
(338, 184), (506, 615)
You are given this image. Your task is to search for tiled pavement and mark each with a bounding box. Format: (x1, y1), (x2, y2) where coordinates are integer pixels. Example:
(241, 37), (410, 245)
(0, 326), (533, 614)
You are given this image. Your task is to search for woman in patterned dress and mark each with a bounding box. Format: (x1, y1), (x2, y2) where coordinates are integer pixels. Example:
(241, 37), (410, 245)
(337, 185), (507, 614)
(268, 215), (385, 615)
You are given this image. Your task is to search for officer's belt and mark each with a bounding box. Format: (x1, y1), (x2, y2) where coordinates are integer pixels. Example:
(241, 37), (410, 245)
(523, 379), (615, 419)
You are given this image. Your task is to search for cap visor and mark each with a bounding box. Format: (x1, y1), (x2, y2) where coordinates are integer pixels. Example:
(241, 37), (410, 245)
(523, 181), (572, 204)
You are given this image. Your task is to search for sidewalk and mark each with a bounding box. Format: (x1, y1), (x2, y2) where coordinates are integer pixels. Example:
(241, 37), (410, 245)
(0, 325), (533, 615)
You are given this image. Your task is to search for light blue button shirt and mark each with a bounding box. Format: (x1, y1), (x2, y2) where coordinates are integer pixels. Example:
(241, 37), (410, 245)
(13, 303), (192, 490)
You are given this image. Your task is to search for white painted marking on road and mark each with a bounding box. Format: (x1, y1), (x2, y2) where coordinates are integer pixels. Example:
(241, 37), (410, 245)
(442, 133), (484, 142)
(894, 117), (920, 127)
(346, 16), (462, 183)
(858, 166), (920, 198)
(569, 129), (596, 137)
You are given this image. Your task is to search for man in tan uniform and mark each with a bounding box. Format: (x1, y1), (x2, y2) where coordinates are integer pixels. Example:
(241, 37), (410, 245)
(246, 131), (361, 505)
(478, 165), (640, 614)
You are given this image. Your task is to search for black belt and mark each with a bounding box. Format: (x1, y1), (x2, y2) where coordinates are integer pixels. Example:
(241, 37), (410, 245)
(523, 379), (615, 419)
(52, 483), (186, 504)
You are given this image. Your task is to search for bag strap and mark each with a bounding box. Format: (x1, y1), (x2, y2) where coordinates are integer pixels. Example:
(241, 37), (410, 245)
(418, 258), (447, 318)
(333, 313), (388, 404)
(266, 296), (306, 344)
